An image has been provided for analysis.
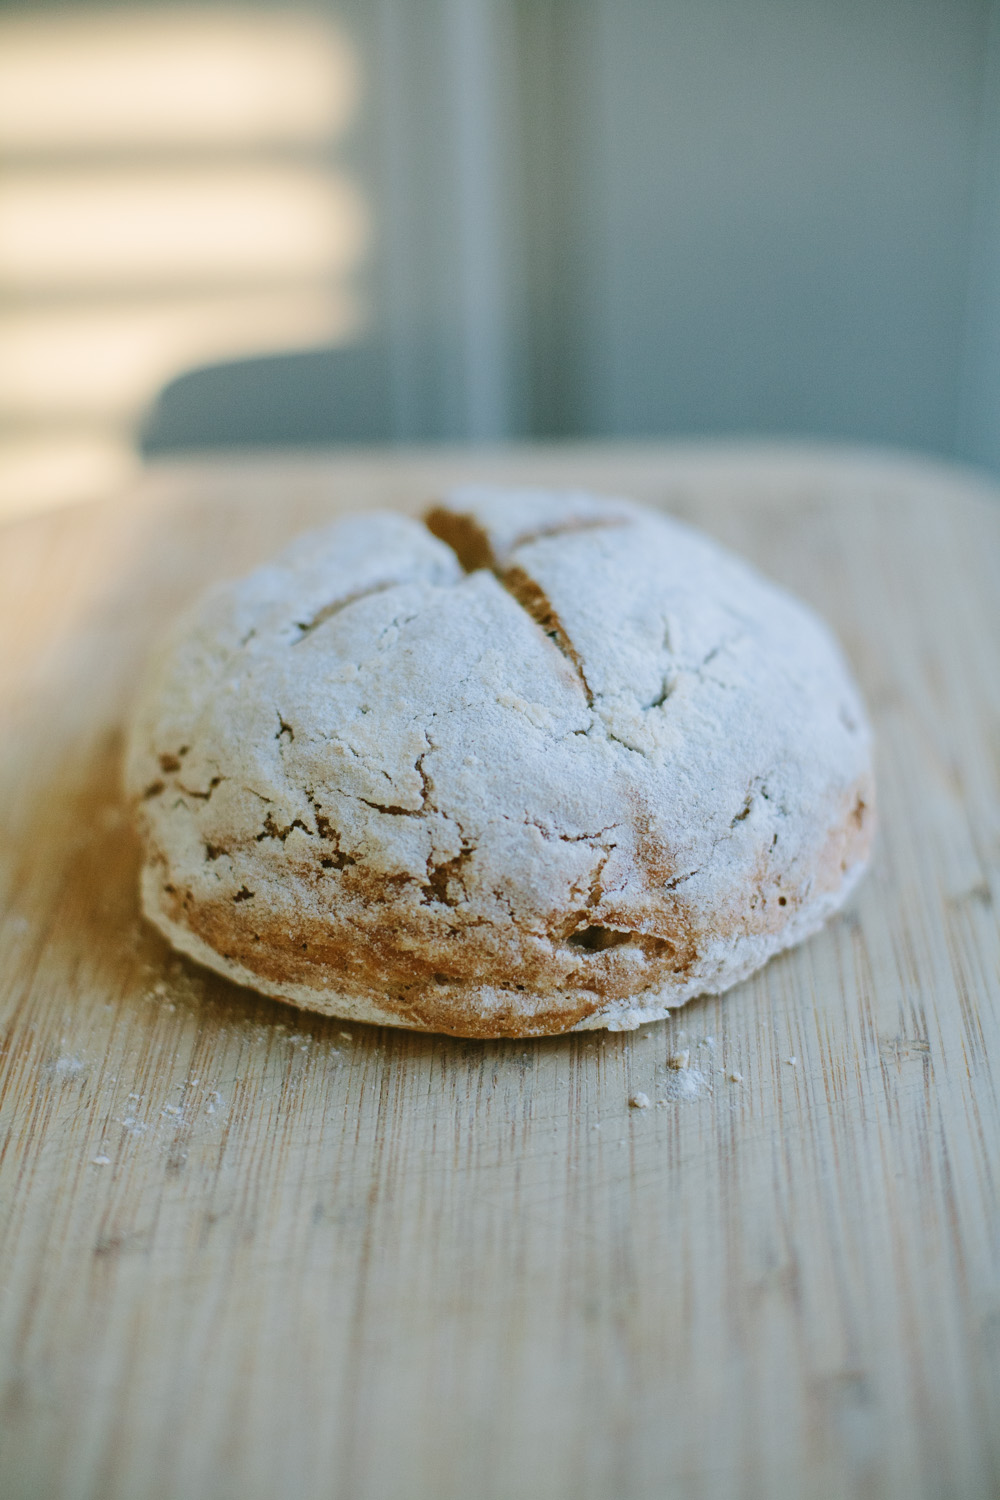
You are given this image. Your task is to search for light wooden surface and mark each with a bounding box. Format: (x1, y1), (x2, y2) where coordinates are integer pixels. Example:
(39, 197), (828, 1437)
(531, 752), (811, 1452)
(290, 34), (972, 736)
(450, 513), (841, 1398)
(1, 442), (999, 1500)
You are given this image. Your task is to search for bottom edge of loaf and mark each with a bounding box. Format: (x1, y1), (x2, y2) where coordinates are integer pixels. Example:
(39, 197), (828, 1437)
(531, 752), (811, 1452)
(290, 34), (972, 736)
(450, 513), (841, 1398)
(138, 859), (869, 1037)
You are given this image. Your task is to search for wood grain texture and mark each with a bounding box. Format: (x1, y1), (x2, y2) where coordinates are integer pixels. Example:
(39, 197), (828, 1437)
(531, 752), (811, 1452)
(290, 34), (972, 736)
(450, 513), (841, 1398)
(0, 442), (998, 1500)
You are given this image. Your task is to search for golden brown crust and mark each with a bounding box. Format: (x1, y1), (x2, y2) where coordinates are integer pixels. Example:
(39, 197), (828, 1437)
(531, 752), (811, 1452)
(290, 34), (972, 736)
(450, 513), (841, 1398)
(141, 773), (874, 1037)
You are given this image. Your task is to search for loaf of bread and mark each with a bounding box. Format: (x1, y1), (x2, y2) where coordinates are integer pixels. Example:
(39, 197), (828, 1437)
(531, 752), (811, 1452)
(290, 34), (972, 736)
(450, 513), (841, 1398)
(126, 487), (874, 1036)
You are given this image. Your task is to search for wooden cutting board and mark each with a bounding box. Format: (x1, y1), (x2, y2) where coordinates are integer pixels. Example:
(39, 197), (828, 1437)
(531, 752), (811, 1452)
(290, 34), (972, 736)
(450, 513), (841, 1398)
(1, 443), (998, 1500)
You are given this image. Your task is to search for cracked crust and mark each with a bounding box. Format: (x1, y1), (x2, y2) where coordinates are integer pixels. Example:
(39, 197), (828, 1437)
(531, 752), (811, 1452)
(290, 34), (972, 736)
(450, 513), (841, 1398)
(126, 488), (875, 1036)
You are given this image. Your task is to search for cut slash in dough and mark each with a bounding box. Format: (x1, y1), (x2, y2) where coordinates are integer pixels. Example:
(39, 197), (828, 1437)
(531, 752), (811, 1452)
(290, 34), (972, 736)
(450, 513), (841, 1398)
(126, 487), (875, 1037)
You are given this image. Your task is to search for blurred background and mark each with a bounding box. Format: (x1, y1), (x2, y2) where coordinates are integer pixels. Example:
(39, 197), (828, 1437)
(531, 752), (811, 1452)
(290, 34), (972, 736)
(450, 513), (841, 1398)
(2, 0), (999, 518)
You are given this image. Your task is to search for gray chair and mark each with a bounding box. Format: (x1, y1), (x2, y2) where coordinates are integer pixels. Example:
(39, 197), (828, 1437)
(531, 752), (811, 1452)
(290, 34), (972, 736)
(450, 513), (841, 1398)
(139, 343), (394, 455)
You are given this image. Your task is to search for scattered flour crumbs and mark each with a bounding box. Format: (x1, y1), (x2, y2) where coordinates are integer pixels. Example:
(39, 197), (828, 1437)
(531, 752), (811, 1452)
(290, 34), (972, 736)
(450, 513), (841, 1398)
(71, 970), (355, 1168)
(628, 1031), (716, 1109)
(655, 1063), (710, 1104)
(49, 1054), (86, 1077)
(53, 986), (751, 1168)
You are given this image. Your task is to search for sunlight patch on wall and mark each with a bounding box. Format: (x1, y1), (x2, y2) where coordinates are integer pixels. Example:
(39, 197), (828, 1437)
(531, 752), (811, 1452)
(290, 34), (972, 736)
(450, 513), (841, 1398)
(0, 168), (368, 290)
(0, 8), (368, 520)
(0, 10), (360, 152)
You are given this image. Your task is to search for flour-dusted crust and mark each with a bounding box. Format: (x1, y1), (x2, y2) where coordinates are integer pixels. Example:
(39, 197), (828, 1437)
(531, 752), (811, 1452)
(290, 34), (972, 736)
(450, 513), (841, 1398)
(126, 489), (874, 1036)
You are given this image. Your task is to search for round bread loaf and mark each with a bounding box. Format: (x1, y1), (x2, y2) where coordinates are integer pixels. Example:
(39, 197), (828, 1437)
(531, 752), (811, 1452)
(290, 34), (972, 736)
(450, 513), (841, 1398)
(126, 488), (874, 1036)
